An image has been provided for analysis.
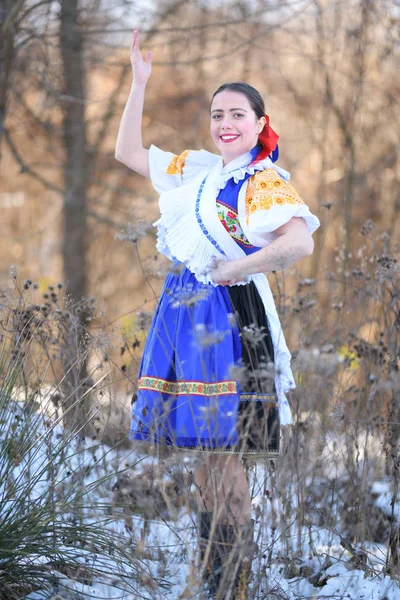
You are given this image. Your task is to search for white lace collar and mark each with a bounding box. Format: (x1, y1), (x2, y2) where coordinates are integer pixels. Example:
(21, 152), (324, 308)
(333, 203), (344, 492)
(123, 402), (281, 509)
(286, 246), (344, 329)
(214, 150), (290, 190)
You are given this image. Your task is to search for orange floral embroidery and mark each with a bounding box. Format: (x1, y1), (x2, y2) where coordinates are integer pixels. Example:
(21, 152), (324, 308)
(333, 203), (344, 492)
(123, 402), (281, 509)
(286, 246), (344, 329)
(166, 149), (190, 175)
(245, 168), (305, 221)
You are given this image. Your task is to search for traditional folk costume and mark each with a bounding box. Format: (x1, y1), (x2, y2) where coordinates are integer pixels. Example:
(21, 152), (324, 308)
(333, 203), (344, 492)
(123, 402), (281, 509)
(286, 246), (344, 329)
(129, 142), (320, 460)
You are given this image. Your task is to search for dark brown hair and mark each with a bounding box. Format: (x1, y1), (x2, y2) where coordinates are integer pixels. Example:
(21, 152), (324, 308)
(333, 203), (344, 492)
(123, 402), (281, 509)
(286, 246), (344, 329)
(210, 82), (265, 119)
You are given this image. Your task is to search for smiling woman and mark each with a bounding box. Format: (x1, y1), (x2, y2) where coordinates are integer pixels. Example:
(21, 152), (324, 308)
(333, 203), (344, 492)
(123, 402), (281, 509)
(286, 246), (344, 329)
(210, 93), (265, 163)
(210, 89), (266, 166)
(209, 82), (279, 166)
(115, 28), (320, 600)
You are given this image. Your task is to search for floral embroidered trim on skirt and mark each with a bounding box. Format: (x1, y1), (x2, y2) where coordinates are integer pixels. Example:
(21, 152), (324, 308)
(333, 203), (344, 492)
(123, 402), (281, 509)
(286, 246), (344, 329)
(129, 265), (280, 459)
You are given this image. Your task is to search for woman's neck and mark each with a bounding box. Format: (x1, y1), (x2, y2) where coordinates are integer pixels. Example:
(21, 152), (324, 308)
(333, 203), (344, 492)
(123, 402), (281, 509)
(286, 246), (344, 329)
(221, 144), (260, 169)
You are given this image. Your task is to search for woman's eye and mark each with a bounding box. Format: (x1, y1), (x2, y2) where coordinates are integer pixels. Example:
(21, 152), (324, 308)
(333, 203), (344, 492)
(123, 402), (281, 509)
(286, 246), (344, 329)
(212, 114), (222, 120)
(234, 113), (244, 118)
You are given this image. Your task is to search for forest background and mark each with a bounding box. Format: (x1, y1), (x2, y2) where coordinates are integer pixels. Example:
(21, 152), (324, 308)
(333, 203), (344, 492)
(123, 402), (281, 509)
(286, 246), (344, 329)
(0, 0), (400, 596)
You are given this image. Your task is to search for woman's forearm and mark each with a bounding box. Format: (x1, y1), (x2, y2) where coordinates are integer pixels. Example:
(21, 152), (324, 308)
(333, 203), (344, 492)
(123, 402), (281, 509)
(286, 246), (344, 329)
(115, 81), (149, 177)
(226, 232), (314, 279)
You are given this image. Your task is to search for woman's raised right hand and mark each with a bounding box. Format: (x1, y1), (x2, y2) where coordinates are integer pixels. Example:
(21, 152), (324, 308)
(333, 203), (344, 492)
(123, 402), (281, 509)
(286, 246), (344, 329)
(130, 28), (152, 84)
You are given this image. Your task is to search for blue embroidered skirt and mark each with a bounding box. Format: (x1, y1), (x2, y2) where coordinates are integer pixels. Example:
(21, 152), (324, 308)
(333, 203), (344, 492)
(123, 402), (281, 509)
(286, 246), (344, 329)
(129, 264), (279, 458)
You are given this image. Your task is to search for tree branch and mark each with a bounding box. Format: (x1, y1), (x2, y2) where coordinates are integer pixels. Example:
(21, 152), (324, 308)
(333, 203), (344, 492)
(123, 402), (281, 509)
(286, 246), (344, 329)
(4, 126), (64, 193)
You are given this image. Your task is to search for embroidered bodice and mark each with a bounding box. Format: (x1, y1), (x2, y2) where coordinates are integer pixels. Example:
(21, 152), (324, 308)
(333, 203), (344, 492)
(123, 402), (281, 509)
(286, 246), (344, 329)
(152, 142), (319, 272)
(216, 167), (260, 255)
(162, 146), (310, 254)
(216, 198), (256, 252)
(162, 144), (308, 256)
(215, 145), (304, 255)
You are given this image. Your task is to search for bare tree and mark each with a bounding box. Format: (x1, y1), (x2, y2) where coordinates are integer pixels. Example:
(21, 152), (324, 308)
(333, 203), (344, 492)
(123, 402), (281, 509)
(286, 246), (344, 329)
(0, 0), (25, 157)
(60, 0), (89, 307)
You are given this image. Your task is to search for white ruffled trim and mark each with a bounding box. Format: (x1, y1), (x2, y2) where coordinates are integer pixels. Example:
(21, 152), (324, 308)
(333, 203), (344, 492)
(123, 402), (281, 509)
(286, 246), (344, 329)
(153, 174), (226, 286)
(178, 147), (291, 190)
(181, 149), (221, 183)
(216, 156), (290, 190)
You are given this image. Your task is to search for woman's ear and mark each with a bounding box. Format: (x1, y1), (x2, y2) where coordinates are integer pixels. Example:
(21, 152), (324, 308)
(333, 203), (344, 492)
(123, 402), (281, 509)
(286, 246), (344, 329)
(258, 115), (266, 134)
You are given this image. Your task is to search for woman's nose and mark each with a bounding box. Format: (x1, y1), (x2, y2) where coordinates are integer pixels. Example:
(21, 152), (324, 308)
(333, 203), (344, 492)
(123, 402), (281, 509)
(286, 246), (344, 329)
(221, 117), (233, 129)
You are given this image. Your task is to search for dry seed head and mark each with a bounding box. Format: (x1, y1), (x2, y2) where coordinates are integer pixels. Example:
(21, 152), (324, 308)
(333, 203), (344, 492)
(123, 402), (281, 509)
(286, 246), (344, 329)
(352, 267), (363, 279)
(136, 311), (153, 330)
(360, 219), (375, 235)
(298, 278), (315, 287)
(115, 220), (151, 244)
(241, 324), (266, 346)
(375, 255), (398, 283)
(227, 312), (236, 328)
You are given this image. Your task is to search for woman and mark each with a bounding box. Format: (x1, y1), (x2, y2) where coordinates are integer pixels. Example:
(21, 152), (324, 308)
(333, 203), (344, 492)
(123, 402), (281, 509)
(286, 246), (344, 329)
(115, 29), (320, 600)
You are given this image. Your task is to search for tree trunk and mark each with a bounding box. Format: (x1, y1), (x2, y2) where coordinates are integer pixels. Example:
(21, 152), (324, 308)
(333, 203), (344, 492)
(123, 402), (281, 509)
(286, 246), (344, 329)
(60, 0), (88, 304)
(59, 0), (91, 430)
(0, 0), (25, 158)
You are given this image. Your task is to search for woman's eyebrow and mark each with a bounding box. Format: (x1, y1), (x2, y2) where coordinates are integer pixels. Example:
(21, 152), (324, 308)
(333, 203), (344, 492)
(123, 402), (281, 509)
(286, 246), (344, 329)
(211, 108), (248, 113)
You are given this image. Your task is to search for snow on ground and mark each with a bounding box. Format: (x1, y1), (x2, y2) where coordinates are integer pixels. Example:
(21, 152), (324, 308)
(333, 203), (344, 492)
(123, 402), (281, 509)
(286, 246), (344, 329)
(1, 402), (400, 599)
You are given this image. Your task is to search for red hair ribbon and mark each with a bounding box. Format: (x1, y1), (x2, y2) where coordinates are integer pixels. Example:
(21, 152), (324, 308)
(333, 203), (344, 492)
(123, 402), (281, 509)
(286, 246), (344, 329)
(255, 115), (279, 162)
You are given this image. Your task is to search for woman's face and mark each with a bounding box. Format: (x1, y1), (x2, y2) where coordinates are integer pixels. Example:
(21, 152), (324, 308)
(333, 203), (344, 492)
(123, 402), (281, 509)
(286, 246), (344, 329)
(210, 90), (265, 165)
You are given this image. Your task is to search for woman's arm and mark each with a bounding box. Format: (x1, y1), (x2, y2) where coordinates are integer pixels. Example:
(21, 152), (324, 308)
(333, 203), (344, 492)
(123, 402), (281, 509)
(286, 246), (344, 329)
(115, 29), (152, 177)
(212, 217), (314, 284)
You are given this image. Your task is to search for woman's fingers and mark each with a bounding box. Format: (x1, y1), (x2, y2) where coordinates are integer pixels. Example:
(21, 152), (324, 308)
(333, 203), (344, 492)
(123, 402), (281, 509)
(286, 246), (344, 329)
(218, 279), (241, 286)
(132, 29), (152, 64)
(129, 28), (152, 82)
(131, 29), (136, 52)
(132, 28), (140, 54)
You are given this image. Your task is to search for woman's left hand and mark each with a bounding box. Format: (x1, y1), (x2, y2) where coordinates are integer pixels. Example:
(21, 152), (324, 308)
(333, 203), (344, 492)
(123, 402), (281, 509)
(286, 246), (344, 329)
(211, 261), (241, 286)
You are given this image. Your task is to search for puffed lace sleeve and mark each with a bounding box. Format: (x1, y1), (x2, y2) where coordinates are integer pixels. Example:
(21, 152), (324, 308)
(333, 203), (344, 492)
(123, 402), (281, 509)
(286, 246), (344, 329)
(148, 145), (220, 194)
(243, 168), (320, 246)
